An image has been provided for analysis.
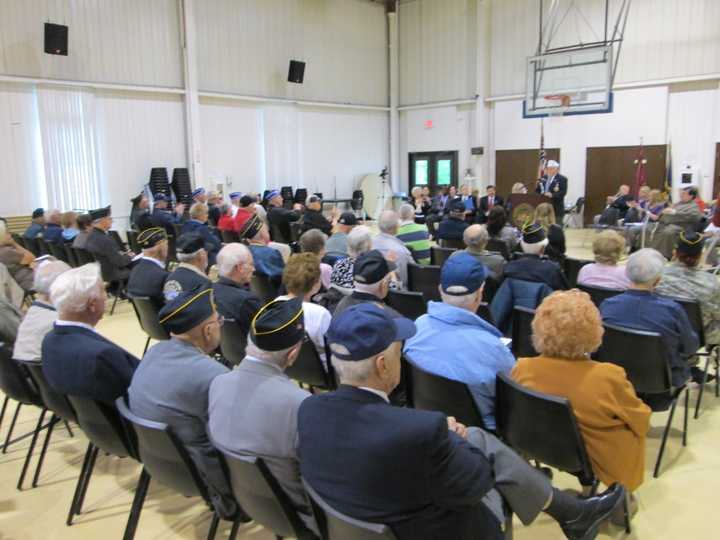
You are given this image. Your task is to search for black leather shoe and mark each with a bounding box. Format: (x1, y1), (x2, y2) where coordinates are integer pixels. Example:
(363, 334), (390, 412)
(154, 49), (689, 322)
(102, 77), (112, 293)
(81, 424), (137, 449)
(560, 483), (626, 540)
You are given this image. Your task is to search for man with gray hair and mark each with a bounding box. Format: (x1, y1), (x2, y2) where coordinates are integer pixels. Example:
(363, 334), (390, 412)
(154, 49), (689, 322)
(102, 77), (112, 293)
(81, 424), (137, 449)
(396, 204), (431, 265)
(14, 260), (70, 361)
(209, 298), (317, 533)
(372, 210), (413, 287)
(453, 224), (505, 278)
(163, 233), (210, 301)
(43, 209), (64, 243)
(600, 248), (699, 390)
(85, 205), (134, 283)
(334, 250), (400, 319)
(41, 263), (139, 403)
(212, 243), (261, 339)
(503, 222), (567, 291)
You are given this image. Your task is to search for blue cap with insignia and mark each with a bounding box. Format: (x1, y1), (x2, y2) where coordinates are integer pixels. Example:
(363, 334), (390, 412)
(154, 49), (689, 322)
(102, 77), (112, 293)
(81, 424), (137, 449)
(159, 285), (216, 335)
(32, 208), (45, 219)
(264, 190), (280, 201)
(441, 252), (488, 295)
(137, 227), (167, 249)
(192, 187), (206, 198)
(229, 192), (242, 200)
(250, 297), (305, 351)
(154, 193), (170, 203)
(176, 233), (205, 254)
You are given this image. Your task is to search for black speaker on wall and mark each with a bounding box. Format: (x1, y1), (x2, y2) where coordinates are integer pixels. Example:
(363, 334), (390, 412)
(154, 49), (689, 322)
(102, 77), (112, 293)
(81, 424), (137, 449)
(288, 60), (305, 84)
(44, 23), (68, 56)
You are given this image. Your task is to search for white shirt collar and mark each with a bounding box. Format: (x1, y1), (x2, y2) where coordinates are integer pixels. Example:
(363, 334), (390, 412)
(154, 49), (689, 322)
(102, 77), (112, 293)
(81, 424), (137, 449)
(141, 255), (165, 269)
(177, 262), (207, 277)
(55, 320), (97, 333)
(359, 387), (390, 403)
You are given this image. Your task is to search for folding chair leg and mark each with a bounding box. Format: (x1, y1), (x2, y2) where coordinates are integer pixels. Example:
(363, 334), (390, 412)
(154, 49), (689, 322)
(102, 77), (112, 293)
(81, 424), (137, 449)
(32, 414), (59, 487)
(694, 355), (711, 419)
(68, 443), (95, 526)
(3, 402), (21, 453)
(623, 492), (632, 534)
(63, 420), (74, 437)
(228, 517), (242, 540)
(110, 294), (119, 316)
(143, 336), (151, 356)
(0, 395), (8, 431)
(75, 445), (99, 515)
(122, 468), (151, 540)
(683, 388), (689, 447)
(17, 408), (47, 490)
(206, 512), (220, 540)
(654, 397), (679, 478)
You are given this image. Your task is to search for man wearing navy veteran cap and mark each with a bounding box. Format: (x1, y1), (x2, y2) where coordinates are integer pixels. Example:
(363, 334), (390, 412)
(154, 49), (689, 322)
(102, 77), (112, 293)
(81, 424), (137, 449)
(404, 253), (515, 430)
(298, 303), (626, 540)
(502, 221), (568, 291)
(128, 286), (240, 520)
(163, 233), (211, 302)
(437, 198), (470, 244)
(85, 205), (135, 283)
(239, 214), (285, 283)
(209, 297), (317, 530)
(333, 249), (400, 318)
(151, 192), (185, 233)
(127, 227), (169, 309)
(24, 208), (46, 239)
(266, 189), (301, 243)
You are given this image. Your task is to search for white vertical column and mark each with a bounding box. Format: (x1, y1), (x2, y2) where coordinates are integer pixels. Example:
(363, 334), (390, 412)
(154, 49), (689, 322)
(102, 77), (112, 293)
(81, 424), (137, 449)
(181, 0), (203, 186)
(474, 0), (492, 189)
(388, 5), (400, 193)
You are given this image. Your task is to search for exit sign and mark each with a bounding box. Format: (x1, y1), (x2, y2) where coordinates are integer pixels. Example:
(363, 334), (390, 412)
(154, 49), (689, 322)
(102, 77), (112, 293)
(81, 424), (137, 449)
(424, 120), (434, 129)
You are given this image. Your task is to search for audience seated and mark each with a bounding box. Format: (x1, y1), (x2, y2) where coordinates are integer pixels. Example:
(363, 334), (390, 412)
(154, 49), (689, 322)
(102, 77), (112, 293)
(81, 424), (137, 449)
(266, 190), (301, 242)
(298, 303), (625, 540)
(13, 260), (70, 361)
(452, 224), (505, 278)
(513, 290), (651, 519)
(299, 195), (335, 236)
(151, 193), (185, 233)
(600, 248), (700, 392)
(60, 211), (79, 242)
(130, 192), (152, 231)
(603, 184), (632, 220)
(331, 224), (373, 290)
(372, 210), (413, 287)
(535, 203), (566, 264)
(212, 243), (261, 339)
(128, 286), (236, 519)
(216, 204), (235, 233)
(238, 214), (285, 284)
(410, 186), (431, 225)
(298, 229), (332, 289)
(127, 227), (169, 308)
(486, 206), (519, 252)
(437, 199), (470, 244)
(42, 263), (139, 404)
(0, 220), (36, 292)
(396, 203), (431, 265)
(577, 230), (631, 290)
(23, 208), (46, 239)
(181, 203), (222, 266)
(325, 211), (357, 255)
(334, 250), (399, 318)
(232, 195), (258, 233)
(42, 210), (63, 243)
(404, 253), (515, 430)
(85, 206), (134, 283)
(71, 214), (93, 249)
(163, 234), (210, 301)
(504, 222), (568, 291)
(209, 298), (315, 531)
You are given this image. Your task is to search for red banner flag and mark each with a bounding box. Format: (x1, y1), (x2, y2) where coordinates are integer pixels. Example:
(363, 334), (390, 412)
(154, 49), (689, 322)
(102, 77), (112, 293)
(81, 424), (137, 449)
(633, 144), (647, 197)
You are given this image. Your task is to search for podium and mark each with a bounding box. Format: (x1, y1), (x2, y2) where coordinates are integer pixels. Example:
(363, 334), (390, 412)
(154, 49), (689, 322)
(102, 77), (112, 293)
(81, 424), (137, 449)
(506, 193), (548, 227)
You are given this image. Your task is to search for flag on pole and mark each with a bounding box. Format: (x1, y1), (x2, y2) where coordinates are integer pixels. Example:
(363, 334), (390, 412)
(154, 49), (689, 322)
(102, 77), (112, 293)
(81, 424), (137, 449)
(664, 142), (673, 202)
(632, 143), (647, 197)
(537, 118), (547, 180)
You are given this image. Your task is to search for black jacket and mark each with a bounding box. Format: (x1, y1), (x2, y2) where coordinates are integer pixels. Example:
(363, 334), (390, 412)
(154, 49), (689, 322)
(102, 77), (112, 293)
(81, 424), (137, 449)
(212, 277), (262, 337)
(535, 174), (568, 218)
(503, 254), (568, 291)
(85, 228), (133, 282)
(267, 205), (301, 243)
(300, 209), (333, 236)
(128, 258), (169, 308)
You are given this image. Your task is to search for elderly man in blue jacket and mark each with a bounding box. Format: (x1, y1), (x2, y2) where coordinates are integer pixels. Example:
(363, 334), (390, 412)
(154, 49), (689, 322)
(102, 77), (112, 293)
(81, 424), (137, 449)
(404, 252), (515, 430)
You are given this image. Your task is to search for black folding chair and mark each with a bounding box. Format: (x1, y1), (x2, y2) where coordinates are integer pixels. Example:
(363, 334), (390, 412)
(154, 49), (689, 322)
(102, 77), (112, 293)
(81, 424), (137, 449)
(73, 248), (96, 266)
(486, 239), (511, 261)
(270, 224), (290, 244)
(222, 454), (318, 540)
(438, 238), (464, 250)
(430, 246), (456, 266)
(250, 273), (280, 303)
(46, 241), (69, 263)
(384, 290), (426, 320)
(221, 229), (240, 243)
(407, 262), (441, 303)
(302, 478), (397, 540)
(116, 398), (242, 540)
(285, 337), (336, 392)
(129, 296), (170, 355)
(11, 233), (27, 250)
(219, 319), (248, 366)
(595, 324), (689, 478)
(576, 283), (623, 308)
(126, 230), (140, 254)
(407, 360), (486, 430)
(64, 244), (79, 267)
(563, 258), (593, 288)
(23, 237), (42, 256)
(511, 306), (537, 358)
(109, 230), (127, 250)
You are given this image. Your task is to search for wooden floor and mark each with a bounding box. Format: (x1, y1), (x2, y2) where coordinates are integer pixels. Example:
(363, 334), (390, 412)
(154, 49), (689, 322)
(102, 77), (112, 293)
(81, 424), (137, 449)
(1, 229), (718, 540)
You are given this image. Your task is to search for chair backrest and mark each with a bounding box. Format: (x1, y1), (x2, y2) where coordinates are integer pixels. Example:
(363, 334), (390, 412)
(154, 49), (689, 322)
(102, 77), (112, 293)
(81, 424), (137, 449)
(430, 246), (456, 266)
(126, 230), (140, 254)
(11, 233), (27, 250)
(73, 248), (96, 266)
(407, 263), (441, 303)
(486, 239), (511, 261)
(35, 238), (50, 256)
(438, 238), (464, 250)
(408, 361), (485, 429)
(20, 360), (77, 423)
(109, 230), (126, 250)
(67, 395), (135, 458)
(63, 244), (79, 267)
(129, 296), (170, 342)
(302, 478), (397, 540)
(595, 323), (672, 395)
(660, 295), (705, 348)
(285, 337), (336, 390)
(23, 237), (42, 256)
(270, 223), (290, 244)
(0, 343), (42, 407)
(511, 306), (538, 358)
(250, 273), (280, 303)
(563, 258), (592, 288)
(495, 373), (595, 485)
(115, 397), (208, 499)
(220, 229), (239, 243)
(384, 290), (426, 320)
(46, 241), (69, 263)
(223, 454), (312, 539)
(219, 318), (248, 366)
(576, 283), (623, 308)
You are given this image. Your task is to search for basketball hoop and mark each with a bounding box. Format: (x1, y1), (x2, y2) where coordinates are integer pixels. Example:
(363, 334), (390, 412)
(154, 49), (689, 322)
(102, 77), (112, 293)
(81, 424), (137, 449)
(543, 94), (572, 116)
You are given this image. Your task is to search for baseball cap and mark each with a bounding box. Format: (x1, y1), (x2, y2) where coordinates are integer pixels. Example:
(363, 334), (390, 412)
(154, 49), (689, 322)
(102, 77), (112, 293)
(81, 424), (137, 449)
(353, 250), (396, 284)
(441, 252), (488, 295)
(338, 212), (358, 226)
(449, 199), (466, 214)
(327, 303), (416, 361)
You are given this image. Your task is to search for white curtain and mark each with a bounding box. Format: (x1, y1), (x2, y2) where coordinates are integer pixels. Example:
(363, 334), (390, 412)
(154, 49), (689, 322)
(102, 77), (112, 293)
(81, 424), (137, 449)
(36, 86), (102, 211)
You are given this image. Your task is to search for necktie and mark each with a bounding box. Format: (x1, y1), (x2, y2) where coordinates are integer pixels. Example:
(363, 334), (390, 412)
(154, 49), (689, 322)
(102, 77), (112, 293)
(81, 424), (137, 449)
(489, 196), (494, 208)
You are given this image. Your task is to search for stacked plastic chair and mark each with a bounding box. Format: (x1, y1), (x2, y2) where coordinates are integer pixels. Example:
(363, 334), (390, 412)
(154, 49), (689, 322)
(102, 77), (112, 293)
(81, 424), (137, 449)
(171, 168), (193, 207)
(149, 168), (171, 200)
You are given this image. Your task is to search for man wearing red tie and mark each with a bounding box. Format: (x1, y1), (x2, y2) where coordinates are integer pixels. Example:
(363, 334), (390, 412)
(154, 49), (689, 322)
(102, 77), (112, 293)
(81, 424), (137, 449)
(477, 185), (504, 224)
(535, 160), (568, 225)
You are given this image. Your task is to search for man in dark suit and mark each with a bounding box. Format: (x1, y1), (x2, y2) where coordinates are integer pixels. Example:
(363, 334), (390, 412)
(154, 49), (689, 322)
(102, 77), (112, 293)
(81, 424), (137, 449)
(212, 243), (261, 338)
(266, 190), (301, 243)
(299, 195), (335, 236)
(298, 303), (625, 540)
(478, 185), (505, 224)
(84, 206), (134, 282)
(163, 234), (211, 302)
(127, 227), (169, 308)
(42, 263), (139, 404)
(437, 199), (470, 244)
(535, 160), (568, 224)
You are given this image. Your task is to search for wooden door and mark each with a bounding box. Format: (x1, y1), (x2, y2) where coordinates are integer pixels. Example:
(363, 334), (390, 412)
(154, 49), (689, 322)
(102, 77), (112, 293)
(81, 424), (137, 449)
(713, 143), (720, 200)
(409, 151), (459, 194)
(585, 145), (667, 225)
(494, 148), (560, 200)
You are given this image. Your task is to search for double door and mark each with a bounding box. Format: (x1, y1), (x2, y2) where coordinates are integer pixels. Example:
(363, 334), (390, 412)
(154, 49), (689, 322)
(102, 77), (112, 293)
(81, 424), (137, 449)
(409, 151), (458, 194)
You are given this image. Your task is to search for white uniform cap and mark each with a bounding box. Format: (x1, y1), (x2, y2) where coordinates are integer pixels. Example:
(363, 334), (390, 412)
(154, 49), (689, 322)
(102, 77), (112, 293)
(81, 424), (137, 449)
(546, 160), (559, 168)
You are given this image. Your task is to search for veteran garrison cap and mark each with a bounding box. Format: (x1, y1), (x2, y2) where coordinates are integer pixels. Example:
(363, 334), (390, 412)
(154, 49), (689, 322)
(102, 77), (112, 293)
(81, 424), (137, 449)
(229, 192), (242, 200)
(237, 214), (263, 240)
(192, 187), (206, 198)
(159, 285), (216, 335)
(137, 227), (167, 249)
(250, 297), (305, 351)
(176, 233), (205, 254)
(677, 230), (704, 256)
(521, 222), (546, 244)
(89, 206), (111, 221)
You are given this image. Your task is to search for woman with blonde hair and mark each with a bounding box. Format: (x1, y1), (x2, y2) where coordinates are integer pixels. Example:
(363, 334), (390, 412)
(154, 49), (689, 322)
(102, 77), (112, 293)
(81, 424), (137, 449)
(645, 189), (667, 221)
(577, 230), (631, 289)
(512, 290), (651, 517)
(534, 202), (565, 263)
